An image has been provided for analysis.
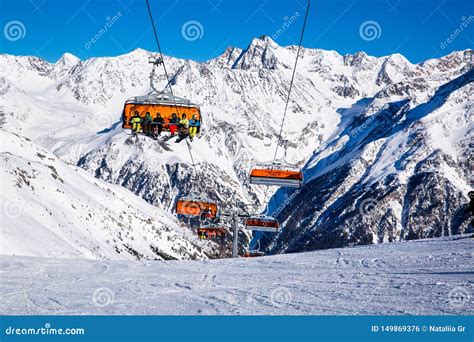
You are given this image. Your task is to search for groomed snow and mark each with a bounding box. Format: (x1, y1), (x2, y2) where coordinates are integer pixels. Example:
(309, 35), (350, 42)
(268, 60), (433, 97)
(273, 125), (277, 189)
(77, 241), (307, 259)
(1, 235), (472, 315)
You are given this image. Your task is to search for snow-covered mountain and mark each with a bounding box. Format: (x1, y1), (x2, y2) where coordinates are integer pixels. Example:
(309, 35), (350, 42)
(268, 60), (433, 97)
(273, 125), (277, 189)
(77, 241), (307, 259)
(262, 52), (473, 254)
(0, 130), (215, 260)
(1, 36), (472, 259)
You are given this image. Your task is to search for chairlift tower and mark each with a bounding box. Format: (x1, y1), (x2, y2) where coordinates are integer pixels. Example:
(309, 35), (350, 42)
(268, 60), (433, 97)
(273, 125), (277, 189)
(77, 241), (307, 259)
(221, 203), (275, 258)
(231, 214), (239, 258)
(220, 210), (248, 259)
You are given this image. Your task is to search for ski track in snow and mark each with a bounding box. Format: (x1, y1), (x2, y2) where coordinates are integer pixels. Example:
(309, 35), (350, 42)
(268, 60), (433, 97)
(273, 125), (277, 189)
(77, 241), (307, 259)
(1, 235), (472, 315)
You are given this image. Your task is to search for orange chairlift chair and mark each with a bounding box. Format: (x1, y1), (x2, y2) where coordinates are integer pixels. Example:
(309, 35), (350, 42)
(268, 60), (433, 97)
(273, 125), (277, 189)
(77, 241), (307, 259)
(197, 224), (227, 240)
(249, 161), (303, 188)
(175, 195), (219, 219)
(122, 57), (201, 132)
(243, 250), (265, 258)
(244, 215), (280, 233)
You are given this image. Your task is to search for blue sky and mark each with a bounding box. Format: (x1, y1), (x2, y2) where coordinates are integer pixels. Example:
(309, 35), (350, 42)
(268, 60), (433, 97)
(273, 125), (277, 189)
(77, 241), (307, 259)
(1, 0), (473, 63)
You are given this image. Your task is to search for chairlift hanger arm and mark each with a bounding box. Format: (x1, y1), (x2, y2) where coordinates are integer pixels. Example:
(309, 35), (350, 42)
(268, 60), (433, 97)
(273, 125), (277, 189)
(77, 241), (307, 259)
(149, 57), (163, 64)
(148, 57), (163, 93)
(148, 57), (177, 95)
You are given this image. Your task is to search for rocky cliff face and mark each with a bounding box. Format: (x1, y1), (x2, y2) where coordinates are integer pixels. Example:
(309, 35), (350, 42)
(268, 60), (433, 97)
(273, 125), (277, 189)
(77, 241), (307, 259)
(261, 67), (473, 253)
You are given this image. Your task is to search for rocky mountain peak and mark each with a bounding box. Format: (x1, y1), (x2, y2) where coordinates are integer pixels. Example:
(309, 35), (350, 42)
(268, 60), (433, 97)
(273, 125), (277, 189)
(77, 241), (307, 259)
(56, 52), (80, 65)
(231, 35), (279, 70)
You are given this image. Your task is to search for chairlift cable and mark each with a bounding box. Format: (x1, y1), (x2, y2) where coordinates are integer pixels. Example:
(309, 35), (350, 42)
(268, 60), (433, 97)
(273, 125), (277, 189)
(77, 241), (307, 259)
(272, 0), (311, 162)
(251, 0), (310, 221)
(145, 0), (172, 95)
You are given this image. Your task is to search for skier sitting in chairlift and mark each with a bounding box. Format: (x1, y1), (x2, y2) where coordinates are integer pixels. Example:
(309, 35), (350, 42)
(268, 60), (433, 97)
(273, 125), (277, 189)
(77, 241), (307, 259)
(151, 113), (165, 139)
(143, 112), (153, 136)
(198, 230), (206, 240)
(200, 208), (212, 221)
(169, 113), (179, 136)
(188, 114), (200, 141)
(176, 114), (189, 142)
(179, 113), (189, 128)
(130, 111), (142, 135)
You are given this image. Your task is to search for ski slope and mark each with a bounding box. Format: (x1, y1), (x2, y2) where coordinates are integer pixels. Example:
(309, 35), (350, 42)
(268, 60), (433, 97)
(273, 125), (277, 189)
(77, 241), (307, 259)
(1, 235), (472, 315)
